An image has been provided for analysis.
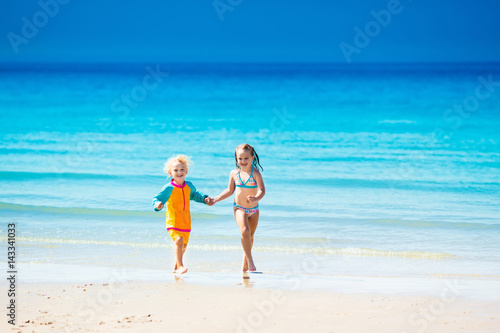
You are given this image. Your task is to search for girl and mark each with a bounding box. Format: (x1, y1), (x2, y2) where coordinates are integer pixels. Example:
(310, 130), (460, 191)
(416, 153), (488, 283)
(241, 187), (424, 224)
(152, 155), (213, 274)
(213, 144), (265, 272)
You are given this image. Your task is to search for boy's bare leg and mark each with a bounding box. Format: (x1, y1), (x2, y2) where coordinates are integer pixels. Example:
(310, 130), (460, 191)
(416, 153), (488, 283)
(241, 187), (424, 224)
(173, 244), (188, 271)
(174, 237), (188, 274)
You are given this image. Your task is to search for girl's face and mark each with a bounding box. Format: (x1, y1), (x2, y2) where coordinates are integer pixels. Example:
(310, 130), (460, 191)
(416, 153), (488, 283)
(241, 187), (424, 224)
(169, 161), (188, 184)
(236, 149), (254, 170)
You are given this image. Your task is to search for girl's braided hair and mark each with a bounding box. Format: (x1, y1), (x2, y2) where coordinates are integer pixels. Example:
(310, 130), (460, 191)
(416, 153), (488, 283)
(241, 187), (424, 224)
(234, 143), (263, 171)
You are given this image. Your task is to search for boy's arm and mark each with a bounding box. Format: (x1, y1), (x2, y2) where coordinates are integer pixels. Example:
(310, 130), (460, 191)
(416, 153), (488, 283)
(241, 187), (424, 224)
(187, 181), (209, 204)
(152, 184), (173, 211)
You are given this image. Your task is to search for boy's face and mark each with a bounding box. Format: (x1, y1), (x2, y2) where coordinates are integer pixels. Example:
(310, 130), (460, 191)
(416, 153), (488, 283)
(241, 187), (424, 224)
(169, 161), (188, 184)
(236, 149), (254, 170)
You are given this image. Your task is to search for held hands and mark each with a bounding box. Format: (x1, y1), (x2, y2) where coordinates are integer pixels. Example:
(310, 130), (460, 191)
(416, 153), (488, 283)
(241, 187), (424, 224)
(206, 196), (257, 205)
(205, 197), (216, 206)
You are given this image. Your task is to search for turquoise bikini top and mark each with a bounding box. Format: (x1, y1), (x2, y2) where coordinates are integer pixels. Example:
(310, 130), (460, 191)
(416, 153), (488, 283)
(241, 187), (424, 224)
(235, 168), (258, 188)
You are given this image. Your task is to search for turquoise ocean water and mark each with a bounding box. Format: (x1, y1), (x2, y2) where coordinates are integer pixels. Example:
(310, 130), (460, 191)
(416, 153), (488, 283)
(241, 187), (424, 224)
(0, 63), (499, 290)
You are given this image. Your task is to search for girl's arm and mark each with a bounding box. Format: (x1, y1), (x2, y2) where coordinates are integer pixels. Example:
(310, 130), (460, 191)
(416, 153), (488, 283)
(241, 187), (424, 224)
(247, 169), (265, 203)
(213, 171), (236, 204)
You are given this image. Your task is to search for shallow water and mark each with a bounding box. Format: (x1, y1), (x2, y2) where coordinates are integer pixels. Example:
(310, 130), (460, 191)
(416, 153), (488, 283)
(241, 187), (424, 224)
(1, 62), (499, 285)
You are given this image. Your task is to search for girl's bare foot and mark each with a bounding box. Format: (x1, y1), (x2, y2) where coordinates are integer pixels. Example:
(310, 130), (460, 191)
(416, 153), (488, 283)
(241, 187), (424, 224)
(247, 259), (256, 272)
(175, 266), (188, 274)
(242, 255), (249, 272)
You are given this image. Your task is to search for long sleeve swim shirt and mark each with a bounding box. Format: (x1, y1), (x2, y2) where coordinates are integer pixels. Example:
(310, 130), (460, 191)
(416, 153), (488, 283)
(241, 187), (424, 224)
(152, 179), (208, 231)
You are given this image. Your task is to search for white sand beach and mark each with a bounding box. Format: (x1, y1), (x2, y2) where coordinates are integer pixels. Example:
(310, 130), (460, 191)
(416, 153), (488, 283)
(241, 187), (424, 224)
(4, 278), (499, 333)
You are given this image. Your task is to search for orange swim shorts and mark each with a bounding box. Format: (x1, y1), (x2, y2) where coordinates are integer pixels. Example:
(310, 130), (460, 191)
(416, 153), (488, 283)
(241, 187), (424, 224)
(167, 227), (190, 245)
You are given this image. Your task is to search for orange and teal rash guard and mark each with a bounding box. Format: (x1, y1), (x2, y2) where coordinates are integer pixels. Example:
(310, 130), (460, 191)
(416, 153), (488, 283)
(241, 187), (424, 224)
(152, 179), (208, 232)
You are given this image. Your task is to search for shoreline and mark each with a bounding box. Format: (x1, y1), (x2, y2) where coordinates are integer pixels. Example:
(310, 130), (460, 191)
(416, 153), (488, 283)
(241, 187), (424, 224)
(8, 262), (500, 300)
(4, 280), (499, 333)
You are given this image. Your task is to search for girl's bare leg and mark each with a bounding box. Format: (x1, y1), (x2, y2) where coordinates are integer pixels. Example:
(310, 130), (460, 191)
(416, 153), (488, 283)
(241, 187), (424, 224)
(234, 208), (257, 272)
(173, 237), (188, 274)
(242, 210), (259, 271)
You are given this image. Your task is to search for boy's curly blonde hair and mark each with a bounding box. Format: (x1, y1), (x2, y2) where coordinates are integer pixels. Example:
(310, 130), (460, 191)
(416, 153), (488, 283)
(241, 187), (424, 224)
(163, 154), (192, 176)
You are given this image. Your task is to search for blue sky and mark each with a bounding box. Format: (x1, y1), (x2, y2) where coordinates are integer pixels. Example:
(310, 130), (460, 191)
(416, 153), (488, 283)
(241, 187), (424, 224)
(1, 0), (499, 63)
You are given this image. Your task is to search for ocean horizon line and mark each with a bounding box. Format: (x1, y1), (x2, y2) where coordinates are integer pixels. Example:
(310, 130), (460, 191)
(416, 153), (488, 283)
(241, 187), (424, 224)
(1, 60), (499, 69)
